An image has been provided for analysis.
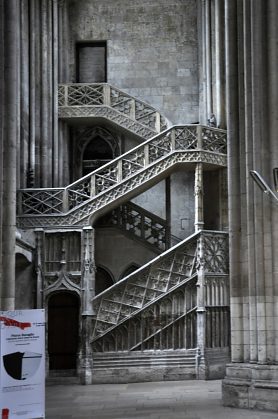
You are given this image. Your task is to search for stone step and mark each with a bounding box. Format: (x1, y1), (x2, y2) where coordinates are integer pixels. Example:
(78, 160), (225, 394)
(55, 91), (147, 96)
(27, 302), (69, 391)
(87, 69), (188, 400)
(93, 350), (197, 369)
(91, 350), (197, 384)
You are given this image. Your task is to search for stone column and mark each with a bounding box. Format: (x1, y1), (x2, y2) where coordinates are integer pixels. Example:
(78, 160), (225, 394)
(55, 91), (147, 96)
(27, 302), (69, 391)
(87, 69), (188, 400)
(79, 226), (95, 384)
(165, 177), (171, 249)
(35, 229), (44, 308)
(1, 0), (20, 310)
(20, 0), (30, 188)
(215, 0), (226, 128)
(224, 0), (244, 364)
(196, 233), (206, 379)
(41, 0), (50, 187)
(268, 0), (278, 365)
(52, 0), (59, 187)
(194, 163), (204, 232)
(222, 0), (278, 410)
(57, 0), (70, 185)
(28, 0), (36, 187)
(0, 1), (3, 304)
(205, 0), (212, 118)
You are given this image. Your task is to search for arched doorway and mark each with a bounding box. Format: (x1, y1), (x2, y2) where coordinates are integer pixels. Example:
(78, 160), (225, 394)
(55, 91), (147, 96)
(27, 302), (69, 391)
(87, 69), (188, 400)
(95, 266), (114, 295)
(48, 292), (80, 371)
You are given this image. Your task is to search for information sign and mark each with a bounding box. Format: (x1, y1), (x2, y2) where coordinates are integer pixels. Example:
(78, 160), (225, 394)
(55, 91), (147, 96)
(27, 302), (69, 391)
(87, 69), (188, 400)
(0, 310), (45, 419)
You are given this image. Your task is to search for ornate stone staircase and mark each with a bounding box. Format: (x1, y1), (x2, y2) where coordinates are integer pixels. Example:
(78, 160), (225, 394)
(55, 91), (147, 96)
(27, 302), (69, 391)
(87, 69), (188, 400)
(17, 124), (227, 229)
(89, 230), (229, 382)
(16, 85), (229, 382)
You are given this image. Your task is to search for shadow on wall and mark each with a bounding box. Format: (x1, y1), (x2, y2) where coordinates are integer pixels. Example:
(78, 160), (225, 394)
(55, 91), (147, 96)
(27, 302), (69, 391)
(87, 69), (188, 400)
(15, 253), (36, 309)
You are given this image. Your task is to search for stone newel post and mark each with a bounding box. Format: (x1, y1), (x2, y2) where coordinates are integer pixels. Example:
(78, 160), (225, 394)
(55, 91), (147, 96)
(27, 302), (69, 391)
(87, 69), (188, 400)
(196, 233), (206, 379)
(79, 226), (95, 384)
(194, 162), (204, 232)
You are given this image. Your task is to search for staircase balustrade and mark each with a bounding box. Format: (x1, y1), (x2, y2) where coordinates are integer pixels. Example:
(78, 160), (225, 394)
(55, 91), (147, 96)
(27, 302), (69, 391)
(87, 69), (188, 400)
(58, 83), (168, 138)
(91, 231), (229, 352)
(17, 125), (227, 228)
(96, 201), (169, 252)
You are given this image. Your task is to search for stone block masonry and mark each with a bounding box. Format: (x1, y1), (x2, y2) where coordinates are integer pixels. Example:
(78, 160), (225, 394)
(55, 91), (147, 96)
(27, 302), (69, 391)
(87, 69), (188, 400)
(68, 0), (199, 124)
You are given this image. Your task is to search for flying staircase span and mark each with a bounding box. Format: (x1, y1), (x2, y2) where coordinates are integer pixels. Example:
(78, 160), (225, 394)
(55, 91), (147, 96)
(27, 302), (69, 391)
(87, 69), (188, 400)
(17, 124), (227, 229)
(58, 82), (168, 139)
(16, 84), (229, 383)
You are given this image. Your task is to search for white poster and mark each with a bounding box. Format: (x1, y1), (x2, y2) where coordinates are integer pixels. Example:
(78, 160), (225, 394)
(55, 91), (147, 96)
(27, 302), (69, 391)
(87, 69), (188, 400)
(0, 309), (45, 419)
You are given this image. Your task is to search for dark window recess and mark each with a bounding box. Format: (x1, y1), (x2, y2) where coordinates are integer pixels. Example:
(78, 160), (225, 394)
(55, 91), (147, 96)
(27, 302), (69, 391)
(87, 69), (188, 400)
(76, 42), (107, 83)
(82, 136), (113, 176)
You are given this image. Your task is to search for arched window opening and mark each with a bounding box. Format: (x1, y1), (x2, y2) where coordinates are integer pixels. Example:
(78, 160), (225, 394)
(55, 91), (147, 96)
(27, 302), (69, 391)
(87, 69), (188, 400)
(82, 136), (113, 176)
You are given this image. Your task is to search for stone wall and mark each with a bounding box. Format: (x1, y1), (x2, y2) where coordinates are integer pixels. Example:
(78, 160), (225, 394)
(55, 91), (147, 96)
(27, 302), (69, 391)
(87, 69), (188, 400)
(68, 0), (199, 124)
(95, 227), (158, 282)
(222, 0), (278, 411)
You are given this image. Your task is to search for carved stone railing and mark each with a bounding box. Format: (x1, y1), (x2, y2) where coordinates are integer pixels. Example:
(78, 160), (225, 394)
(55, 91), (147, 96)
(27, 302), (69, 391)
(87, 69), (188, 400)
(96, 201), (169, 252)
(58, 83), (168, 139)
(17, 125), (227, 228)
(91, 230), (229, 351)
(93, 286), (198, 352)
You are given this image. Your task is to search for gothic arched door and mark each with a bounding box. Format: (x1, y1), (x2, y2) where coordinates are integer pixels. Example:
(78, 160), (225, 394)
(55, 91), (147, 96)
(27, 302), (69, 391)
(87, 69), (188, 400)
(48, 292), (80, 370)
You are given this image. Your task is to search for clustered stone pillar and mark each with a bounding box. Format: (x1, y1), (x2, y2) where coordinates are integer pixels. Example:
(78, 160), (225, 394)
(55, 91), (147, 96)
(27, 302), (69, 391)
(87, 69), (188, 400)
(1, 0), (20, 310)
(0, 1), (4, 306)
(222, 0), (278, 411)
(198, 0), (226, 128)
(214, 0), (226, 128)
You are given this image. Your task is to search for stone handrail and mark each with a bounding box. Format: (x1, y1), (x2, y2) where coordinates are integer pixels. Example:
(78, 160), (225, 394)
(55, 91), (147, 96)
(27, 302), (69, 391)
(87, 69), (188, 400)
(58, 83), (168, 138)
(17, 125), (227, 228)
(96, 201), (169, 252)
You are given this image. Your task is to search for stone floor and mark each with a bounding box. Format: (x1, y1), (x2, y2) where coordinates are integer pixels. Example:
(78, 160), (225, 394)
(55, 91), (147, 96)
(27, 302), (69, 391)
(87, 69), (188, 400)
(46, 380), (278, 419)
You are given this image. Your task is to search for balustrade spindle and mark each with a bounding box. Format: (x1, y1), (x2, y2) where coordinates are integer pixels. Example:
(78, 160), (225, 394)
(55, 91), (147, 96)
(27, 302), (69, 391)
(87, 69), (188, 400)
(62, 189), (69, 212)
(130, 99), (136, 120)
(103, 84), (110, 106)
(90, 174), (96, 196)
(117, 160), (123, 182)
(144, 144), (149, 166)
(64, 84), (68, 106)
(170, 130), (176, 151)
(197, 125), (203, 149)
(155, 112), (160, 133)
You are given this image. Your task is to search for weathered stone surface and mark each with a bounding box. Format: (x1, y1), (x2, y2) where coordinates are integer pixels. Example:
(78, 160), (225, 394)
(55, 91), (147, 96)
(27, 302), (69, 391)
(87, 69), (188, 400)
(223, 364), (278, 412)
(68, 0), (199, 124)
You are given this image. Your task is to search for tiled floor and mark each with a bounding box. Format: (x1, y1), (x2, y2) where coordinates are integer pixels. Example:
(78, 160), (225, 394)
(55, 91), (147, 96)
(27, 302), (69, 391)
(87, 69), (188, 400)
(46, 380), (278, 419)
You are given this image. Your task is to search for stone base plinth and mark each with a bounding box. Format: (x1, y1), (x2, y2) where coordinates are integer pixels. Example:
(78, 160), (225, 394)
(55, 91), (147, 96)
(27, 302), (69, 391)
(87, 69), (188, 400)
(222, 363), (278, 412)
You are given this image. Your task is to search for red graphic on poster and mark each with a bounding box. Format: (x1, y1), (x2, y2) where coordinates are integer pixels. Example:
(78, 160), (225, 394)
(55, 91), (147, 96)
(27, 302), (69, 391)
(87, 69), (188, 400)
(0, 317), (31, 330)
(2, 408), (9, 419)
